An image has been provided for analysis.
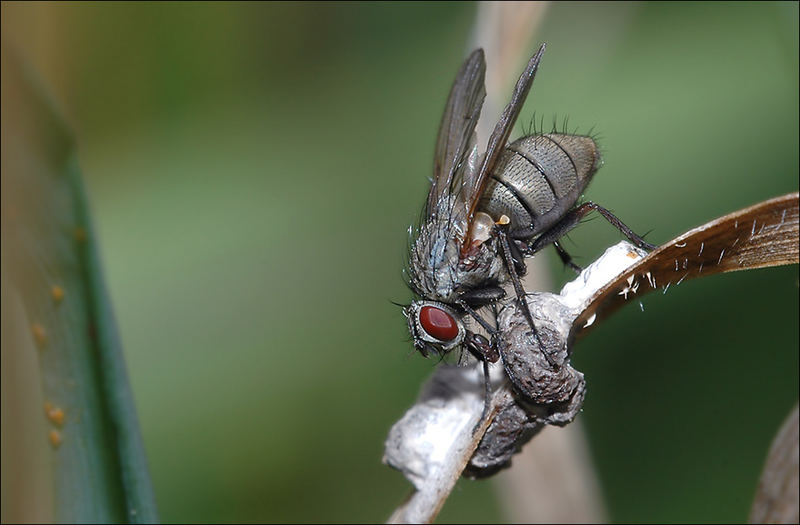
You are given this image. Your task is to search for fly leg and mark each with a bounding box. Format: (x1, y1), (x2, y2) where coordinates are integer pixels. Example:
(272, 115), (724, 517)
(456, 297), (501, 363)
(553, 240), (583, 273)
(456, 298), (501, 430)
(458, 286), (506, 307)
(495, 224), (558, 368)
(463, 332), (496, 422)
(510, 223), (581, 272)
(506, 233), (528, 276)
(527, 201), (657, 257)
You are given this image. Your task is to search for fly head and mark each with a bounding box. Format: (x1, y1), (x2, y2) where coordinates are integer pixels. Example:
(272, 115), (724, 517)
(404, 301), (466, 358)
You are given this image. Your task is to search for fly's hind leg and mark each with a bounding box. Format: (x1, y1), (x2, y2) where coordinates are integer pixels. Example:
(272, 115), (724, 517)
(527, 201), (657, 256)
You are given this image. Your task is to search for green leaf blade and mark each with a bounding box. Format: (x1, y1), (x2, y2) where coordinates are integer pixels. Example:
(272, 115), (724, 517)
(1, 46), (159, 524)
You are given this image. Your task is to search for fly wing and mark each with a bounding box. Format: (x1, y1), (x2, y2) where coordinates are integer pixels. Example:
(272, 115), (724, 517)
(426, 49), (487, 219)
(463, 43), (547, 230)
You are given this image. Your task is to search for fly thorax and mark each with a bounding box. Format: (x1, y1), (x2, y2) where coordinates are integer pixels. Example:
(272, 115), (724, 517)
(453, 236), (505, 292)
(407, 198), (467, 300)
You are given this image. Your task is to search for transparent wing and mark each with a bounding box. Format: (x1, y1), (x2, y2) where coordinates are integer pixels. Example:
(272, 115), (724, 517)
(463, 43), (547, 228)
(426, 49), (487, 218)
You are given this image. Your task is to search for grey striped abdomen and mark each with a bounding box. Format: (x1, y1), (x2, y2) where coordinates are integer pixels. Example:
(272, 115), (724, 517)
(479, 133), (601, 238)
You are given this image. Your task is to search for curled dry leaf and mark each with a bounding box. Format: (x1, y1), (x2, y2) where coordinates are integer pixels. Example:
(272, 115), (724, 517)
(573, 192), (799, 340)
(749, 404), (799, 524)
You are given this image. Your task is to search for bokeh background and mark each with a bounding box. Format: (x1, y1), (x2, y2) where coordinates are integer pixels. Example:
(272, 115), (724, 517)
(2, 1), (797, 522)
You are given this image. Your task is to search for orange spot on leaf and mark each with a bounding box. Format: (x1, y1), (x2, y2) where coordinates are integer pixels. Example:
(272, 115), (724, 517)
(48, 429), (62, 448)
(44, 404), (65, 427)
(31, 323), (47, 348)
(51, 285), (65, 303)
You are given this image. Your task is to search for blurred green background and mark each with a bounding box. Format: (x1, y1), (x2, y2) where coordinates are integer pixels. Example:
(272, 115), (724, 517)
(2, 2), (797, 522)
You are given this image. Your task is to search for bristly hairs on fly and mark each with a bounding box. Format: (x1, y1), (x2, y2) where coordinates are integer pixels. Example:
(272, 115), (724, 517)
(387, 298), (422, 358)
(521, 111), (603, 144)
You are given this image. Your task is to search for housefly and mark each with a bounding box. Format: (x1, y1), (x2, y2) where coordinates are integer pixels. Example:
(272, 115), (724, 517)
(403, 43), (653, 403)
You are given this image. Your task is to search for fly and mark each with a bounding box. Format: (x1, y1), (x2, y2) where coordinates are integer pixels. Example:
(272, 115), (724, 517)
(403, 43), (654, 409)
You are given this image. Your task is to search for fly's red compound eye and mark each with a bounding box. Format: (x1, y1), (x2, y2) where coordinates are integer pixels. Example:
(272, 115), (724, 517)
(419, 306), (459, 342)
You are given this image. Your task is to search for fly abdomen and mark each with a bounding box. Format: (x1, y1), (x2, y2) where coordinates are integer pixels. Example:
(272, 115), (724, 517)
(479, 133), (601, 238)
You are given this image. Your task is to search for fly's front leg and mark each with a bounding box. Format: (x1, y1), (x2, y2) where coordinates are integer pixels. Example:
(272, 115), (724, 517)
(457, 296), (502, 428)
(456, 297), (502, 360)
(458, 285), (506, 308)
(462, 326), (499, 432)
(527, 201), (657, 257)
(464, 331), (498, 363)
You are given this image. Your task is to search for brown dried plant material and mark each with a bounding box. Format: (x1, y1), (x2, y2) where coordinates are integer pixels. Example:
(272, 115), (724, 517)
(573, 193), (799, 340)
(749, 404), (799, 524)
